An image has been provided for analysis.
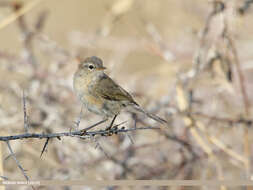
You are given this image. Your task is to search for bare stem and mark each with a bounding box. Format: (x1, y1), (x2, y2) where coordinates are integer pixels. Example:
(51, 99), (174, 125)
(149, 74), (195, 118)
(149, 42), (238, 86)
(0, 127), (159, 142)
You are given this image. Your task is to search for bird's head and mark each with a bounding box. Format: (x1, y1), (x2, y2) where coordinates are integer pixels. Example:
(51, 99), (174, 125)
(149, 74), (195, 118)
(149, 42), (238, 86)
(77, 56), (106, 76)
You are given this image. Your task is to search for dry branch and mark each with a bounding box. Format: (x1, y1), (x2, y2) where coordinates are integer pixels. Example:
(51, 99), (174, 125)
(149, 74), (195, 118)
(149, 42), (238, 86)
(5, 141), (29, 181)
(238, 0), (253, 15)
(0, 0), (42, 30)
(0, 126), (159, 142)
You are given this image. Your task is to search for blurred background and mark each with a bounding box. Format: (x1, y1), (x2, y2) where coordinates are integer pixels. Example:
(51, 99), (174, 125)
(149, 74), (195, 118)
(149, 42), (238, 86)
(0, 0), (253, 189)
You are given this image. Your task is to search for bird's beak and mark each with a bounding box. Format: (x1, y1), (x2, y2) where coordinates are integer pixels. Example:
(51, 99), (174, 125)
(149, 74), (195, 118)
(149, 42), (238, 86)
(97, 66), (106, 70)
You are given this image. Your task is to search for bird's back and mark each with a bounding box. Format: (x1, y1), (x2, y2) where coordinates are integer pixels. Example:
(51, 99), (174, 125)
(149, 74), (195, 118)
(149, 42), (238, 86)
(93, 73), (138, 106)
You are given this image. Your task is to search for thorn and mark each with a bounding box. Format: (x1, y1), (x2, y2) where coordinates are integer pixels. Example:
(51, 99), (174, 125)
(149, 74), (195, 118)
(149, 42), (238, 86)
(40, 138), (50, 158)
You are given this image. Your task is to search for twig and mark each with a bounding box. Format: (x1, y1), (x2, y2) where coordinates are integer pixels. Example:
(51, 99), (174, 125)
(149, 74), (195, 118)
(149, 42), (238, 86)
(93, 135), (134, 179)
(185, 0), (225, 82)
(223, 12), (251, 177)
(238, 0), (253, 15)
(192, 112), (252, 126)
(132, 113), (137, 129)
(0, 126), (160, 142)
(196, 120), (248, 165)
(225, 35), (250, 115)
(176, 83), (213, 156)
(94, 138), (110, 158)
(23, 90), (29, 133)
(80, 119), (108, 132)
(84, 141), (166, 168)
(34, 11), (48, 32)
(6, 141), (35, 190)
(0, 140), (4, 190)
(161, 131), (195, 156)
(5, 141), (29, 181)
(0, 175), (8, 180)
(126, 133), (135, 145)
(13, 1), (42, 67)
(0, 0), (42, 30)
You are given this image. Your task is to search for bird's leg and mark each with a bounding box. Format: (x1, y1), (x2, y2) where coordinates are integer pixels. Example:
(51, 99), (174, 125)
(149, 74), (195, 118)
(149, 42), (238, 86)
(106, 115), (118, 131)
(74, 106), (83, 130)
(80, 119), (108, 135)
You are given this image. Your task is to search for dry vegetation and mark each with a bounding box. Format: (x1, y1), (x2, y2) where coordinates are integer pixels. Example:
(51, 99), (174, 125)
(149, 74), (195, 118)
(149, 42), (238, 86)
(0, 0), (253, 190)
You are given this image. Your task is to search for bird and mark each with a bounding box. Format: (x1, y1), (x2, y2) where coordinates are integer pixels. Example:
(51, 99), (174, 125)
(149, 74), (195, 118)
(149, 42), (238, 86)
(73, 56), (167, 130)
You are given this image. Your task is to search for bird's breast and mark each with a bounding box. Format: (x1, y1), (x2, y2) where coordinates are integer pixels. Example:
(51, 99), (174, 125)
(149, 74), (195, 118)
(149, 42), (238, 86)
(73, 74), (89, 98)
(73, 73), (105, 115)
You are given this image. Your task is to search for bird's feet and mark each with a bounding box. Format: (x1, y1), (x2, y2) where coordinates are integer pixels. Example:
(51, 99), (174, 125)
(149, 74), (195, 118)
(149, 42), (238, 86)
(105, 125), (113, 131)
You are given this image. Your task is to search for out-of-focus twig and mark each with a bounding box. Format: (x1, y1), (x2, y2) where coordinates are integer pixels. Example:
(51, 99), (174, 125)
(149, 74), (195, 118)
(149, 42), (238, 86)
(0, 141), (4, 190)
(238, 0), (253, 15)
(23, 90), (29, 133)
(5, 141), (29, 181)
(192, 112), (252, 126)
(144, 21), (174, 62)
(13, 1), (47, 68)
(0, 175), (8, 180)
(196, 120), (247, 165)
(185, 0), (225, 82)
(0, 0), (42, 30)
(36, 34), (71, 59)
(225, 35), (250, 116)
(6, 141), (35, 190)
(176, 83), (213, 156)
(222, 9), (251, 177)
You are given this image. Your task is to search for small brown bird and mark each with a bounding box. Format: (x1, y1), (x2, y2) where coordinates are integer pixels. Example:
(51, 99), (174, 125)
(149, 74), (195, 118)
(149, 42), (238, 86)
(73, 56), (167, 130)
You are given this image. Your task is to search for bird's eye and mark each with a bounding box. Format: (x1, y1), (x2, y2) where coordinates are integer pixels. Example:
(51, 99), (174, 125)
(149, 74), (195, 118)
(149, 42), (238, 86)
(88, 65), (94, 70)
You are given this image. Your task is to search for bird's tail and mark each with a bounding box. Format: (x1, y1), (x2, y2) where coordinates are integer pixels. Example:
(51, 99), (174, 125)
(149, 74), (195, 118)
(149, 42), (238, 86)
(131, 105), (167, 124)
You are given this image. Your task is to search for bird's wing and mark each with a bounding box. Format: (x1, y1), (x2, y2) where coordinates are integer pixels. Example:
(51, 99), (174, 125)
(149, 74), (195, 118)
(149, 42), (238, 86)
(94, 74), (138, 105)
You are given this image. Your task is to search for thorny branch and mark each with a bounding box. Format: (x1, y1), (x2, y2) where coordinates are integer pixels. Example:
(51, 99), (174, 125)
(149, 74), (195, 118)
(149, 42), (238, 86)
(1, 93), (159, 184)
(0, 126), (159, 142)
